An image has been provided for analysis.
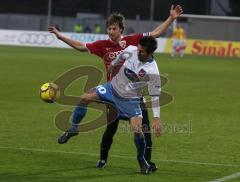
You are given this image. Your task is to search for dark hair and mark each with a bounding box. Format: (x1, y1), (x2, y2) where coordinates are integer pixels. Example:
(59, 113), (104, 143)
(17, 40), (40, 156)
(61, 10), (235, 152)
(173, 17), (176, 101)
(139, 36), (158, 54)
(106, 13), (125, 32)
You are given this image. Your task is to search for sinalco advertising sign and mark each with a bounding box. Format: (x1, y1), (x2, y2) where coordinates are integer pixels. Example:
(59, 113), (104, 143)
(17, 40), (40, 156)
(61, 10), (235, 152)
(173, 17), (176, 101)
(164, 38), (240, 57)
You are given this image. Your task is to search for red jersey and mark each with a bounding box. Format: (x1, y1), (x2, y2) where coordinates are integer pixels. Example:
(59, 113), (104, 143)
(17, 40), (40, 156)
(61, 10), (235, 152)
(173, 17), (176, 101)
(86, 33), (150, 81)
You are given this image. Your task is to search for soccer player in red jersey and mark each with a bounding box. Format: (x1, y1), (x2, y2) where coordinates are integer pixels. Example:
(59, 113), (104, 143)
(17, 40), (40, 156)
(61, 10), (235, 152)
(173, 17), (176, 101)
(49, 5), (183, 171)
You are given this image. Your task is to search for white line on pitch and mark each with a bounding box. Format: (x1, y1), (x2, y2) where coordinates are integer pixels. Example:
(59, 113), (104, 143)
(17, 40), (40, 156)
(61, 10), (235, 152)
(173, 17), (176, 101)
(209, 172), (240, 182)
(0, 146), (240, 168)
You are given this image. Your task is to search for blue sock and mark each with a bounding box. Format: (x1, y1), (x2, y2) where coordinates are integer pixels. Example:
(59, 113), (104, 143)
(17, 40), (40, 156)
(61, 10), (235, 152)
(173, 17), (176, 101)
(70, 105), (87, 132)
(134, 132), (146, 162)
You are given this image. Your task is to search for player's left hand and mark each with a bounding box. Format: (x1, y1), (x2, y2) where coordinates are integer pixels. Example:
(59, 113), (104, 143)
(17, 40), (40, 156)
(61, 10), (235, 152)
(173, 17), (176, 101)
(152, 117), (162, 137)
(170, 5), (183, 19)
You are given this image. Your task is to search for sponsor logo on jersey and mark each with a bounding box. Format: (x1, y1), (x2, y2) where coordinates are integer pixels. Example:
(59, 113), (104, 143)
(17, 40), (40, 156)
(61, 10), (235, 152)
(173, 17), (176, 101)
(119, 40), (126, 49)
(105, 50), (124, 62)
(138, 69), (146, 77)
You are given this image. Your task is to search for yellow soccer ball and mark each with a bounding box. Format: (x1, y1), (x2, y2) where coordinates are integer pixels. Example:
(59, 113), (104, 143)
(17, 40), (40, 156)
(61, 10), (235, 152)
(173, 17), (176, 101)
(40, 82), (60, 103)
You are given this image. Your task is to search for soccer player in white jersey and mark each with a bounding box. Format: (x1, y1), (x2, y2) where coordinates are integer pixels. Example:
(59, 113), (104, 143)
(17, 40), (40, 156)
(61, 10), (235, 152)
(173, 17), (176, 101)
(60, 36), (161, 174)
(50, 5), (183, 170)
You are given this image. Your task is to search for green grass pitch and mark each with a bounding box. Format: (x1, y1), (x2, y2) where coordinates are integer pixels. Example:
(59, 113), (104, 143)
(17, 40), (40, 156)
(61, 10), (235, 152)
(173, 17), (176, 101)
(0, 45), (240, 182)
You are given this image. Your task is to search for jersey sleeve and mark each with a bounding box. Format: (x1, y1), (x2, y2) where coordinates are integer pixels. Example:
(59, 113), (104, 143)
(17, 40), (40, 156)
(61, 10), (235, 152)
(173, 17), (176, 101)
(181, 28), (186, 38)
(124, 33), (150, 46)
(172, 29), (177, 38)
(85, 40), (104, 57)
(148, 75), (161, 96)
(148, 71), (161, 117)
(147, 64), (161, 96)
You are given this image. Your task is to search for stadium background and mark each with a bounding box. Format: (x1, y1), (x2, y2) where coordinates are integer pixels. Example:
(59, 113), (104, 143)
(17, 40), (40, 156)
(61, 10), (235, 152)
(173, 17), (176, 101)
(0, 0), (240, 181)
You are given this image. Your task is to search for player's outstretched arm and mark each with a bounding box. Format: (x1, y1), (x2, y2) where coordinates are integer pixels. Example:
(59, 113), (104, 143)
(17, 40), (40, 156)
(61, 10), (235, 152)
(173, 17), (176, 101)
(48, 26), (88, 52)
(150, 5), (183, 38)
(151, 96), (162, 137)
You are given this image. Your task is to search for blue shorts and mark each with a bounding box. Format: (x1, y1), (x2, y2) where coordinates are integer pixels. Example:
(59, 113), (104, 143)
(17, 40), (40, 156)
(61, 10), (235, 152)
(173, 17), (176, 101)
(95, 82), (142, 119)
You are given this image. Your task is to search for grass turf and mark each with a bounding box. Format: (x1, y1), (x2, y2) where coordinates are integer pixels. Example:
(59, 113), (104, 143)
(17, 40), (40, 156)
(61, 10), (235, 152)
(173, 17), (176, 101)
(0, 46), (240, 182)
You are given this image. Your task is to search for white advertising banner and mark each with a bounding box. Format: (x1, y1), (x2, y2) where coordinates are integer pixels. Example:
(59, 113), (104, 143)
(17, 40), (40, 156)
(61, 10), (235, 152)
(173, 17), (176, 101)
(0, 29), (109, 48)
(0, 29), (166, 53)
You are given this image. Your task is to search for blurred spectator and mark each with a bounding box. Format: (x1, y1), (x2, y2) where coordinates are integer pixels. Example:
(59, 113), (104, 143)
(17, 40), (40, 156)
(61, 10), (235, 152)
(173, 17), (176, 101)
(94, 24), (101, 34)
(84, 25), (92, 33)
(171, 24), (186, 57)
(74, 23), (83, 33)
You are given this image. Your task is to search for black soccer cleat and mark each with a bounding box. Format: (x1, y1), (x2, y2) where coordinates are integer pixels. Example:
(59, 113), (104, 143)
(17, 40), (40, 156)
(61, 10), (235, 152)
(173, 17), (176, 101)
(148, 161), (158, 172)
(96, 160), (107, 169)
(58, 130), (78, 144)
(138, 159), (150, 175)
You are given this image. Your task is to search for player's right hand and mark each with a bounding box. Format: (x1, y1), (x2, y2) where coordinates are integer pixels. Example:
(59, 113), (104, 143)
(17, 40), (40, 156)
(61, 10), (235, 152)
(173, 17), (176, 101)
(48, 26), (60, 38)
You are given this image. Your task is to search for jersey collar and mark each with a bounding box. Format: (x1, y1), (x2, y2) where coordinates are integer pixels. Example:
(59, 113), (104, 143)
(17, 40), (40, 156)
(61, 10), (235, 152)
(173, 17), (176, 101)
(109, 35), (124, 44)
(145, 56), (154, 63)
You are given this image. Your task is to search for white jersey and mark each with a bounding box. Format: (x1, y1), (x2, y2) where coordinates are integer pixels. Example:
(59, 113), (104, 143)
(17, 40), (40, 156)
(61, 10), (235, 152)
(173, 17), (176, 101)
(111, 46), (161, 99)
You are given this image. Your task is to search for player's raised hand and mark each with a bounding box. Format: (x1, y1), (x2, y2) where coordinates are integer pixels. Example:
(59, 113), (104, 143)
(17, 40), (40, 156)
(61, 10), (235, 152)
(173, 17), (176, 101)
(48, 26), (61, 38)
(170, 5), (183, 19)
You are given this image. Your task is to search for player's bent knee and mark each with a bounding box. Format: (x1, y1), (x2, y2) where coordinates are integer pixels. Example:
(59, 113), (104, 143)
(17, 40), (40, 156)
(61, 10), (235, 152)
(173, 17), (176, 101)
(80, 94), (92, 105)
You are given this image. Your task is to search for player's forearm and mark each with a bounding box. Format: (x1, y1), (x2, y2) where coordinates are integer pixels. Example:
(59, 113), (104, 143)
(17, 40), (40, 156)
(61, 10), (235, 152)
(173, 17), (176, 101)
(58, 34), (87, 52)
(111, 51), (132, 69)
(150, 16), (174, 38)
(152, 96), (160, 118)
